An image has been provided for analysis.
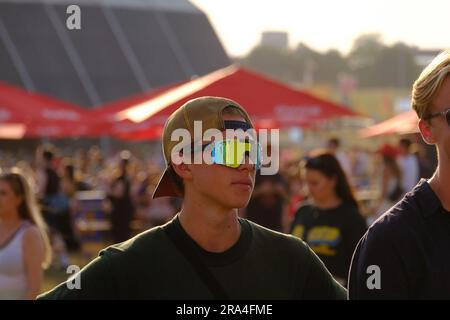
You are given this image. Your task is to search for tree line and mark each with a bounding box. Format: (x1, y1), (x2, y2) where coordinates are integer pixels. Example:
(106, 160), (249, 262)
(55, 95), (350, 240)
(239, 33), (423, 89)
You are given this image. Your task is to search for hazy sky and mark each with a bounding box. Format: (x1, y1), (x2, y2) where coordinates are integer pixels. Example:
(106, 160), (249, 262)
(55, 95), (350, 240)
(190, 0), (450, 57)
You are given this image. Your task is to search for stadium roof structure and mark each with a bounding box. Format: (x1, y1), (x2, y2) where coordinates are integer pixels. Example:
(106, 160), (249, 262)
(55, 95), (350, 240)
(0, 0), (230, 108)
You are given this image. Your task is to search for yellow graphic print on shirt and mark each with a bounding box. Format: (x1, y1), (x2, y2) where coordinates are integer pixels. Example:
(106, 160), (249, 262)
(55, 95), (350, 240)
(306, 226), (341, 256)
(291, 225), (304, 239)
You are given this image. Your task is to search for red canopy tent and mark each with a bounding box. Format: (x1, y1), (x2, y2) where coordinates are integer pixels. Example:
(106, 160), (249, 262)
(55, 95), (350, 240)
(0, 82), (93, 139)
(100, 66), (360, 140)
(359, 110), (419, 138)
(91, 82), (185, 137)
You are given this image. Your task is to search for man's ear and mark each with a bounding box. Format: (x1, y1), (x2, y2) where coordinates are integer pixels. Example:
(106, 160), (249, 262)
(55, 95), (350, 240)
(418, 119), (436, 145)
(171, 162), (192, 181)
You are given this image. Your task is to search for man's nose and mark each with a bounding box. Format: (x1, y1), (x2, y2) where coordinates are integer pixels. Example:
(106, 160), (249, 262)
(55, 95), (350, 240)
(239, 153), (255, 171)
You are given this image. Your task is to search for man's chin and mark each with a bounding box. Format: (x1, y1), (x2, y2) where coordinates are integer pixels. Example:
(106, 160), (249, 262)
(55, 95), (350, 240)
(234, 198), (252, 209)
(216, 194), (251, 210)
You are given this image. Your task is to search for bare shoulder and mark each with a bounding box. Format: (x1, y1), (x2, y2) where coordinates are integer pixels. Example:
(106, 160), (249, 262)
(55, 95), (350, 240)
(22, 225), (44, 246)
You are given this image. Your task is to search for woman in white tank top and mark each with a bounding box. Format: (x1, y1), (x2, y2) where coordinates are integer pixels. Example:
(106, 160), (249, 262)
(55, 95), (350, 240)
(0, 170), (52, 299)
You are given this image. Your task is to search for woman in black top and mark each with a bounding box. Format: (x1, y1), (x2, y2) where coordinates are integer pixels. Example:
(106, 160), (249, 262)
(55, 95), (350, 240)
(290, 152), (367, 286)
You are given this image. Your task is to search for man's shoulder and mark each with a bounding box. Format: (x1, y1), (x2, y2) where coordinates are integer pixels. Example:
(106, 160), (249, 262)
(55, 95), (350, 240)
(369, 200), (413, 235)
(245, 219), (311, 255)
(37, 224), (173, 299)
(348, 183), (433, 299)
(364, 184), (430, 246)
(100, 224), (170, 260)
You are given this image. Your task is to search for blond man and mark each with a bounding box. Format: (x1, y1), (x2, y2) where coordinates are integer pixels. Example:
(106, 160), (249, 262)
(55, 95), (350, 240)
(349, 50), (450, 299)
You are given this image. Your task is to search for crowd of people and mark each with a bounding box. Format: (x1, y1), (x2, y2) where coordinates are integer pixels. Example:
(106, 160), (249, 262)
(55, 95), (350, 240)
(0, 134), (425, 299)
(0, 49), (449, 299)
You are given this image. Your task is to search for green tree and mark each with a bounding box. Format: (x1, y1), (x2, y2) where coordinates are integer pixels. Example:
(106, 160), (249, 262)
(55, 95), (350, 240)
(317, 49), (350, 83)
(241, 45), (300, 83)
(348, 34), (421, 88)
(373, 42), (421, 88)
(348, 33), (384, 87)
(293, 43), (321, 84)
(240, 33), (421, 89)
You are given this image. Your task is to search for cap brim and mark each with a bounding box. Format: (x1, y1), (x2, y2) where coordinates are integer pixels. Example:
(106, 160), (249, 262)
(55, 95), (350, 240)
(152, 167), (182, 198)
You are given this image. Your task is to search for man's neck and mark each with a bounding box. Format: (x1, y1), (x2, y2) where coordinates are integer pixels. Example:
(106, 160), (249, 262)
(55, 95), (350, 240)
(428, 162), (450, 210)
(178, 195), (241, 253)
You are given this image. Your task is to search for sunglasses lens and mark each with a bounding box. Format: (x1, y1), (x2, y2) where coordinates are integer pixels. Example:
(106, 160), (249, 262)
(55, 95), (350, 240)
(211, 140), (261, 169)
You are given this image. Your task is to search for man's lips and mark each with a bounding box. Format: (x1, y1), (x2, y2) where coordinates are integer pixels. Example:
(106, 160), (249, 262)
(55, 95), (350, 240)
(231, 179), (253, 187)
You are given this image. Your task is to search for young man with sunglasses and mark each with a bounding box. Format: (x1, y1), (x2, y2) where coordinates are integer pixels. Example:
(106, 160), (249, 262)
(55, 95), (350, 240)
(349, 50), (450, 299)
(39, 96), (345, 300)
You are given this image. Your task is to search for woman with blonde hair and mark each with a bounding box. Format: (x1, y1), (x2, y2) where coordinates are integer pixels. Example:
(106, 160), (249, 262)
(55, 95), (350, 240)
(0, 169), (52, 299)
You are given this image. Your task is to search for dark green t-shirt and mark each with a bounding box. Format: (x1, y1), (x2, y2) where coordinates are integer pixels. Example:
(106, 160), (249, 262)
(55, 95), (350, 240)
(38, 216), (346, 299)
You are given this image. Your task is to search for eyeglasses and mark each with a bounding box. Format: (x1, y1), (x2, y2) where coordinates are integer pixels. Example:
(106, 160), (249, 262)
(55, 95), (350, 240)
(212, 139), (262, 170)
(423, 108), (450, 126)
(192, 139), (262, 170)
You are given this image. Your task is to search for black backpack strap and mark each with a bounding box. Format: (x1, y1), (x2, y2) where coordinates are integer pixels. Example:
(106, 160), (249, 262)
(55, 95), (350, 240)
(164, 221), (229, 300)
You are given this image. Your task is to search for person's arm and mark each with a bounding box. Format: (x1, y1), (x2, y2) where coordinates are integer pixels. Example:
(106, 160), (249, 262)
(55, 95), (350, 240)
(22, 226), (45, 300)
(348, 225), (409, 299)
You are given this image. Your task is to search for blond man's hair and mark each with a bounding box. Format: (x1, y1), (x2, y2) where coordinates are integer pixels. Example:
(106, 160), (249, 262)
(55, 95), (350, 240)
(412, 50), (450, 119)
